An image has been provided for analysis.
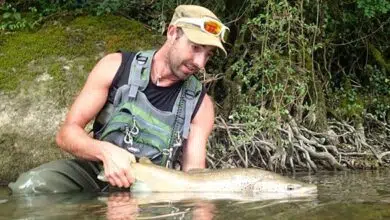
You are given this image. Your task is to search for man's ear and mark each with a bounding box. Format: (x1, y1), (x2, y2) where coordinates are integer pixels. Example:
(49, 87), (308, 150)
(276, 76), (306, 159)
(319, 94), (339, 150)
(166, 25), (177, 42)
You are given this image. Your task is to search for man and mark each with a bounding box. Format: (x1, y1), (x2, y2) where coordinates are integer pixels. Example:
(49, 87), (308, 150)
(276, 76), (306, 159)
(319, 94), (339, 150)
(9, 5), (229, 193)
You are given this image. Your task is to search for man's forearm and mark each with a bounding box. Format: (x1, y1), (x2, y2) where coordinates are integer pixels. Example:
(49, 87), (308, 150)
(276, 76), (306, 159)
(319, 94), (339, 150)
(56, 123), (105, 161)
(56, 123), (137, 187)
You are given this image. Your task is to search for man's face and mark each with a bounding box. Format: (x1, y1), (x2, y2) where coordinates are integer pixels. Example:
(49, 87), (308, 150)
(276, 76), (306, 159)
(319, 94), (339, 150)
(167, 30), (215, 81)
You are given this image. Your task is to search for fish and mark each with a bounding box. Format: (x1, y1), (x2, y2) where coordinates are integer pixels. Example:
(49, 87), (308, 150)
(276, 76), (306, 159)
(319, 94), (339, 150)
(97, 158), (317, 199)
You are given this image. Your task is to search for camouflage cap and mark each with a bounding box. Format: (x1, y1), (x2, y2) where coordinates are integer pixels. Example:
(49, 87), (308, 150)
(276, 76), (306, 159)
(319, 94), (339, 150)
(170, 5), (227, 56)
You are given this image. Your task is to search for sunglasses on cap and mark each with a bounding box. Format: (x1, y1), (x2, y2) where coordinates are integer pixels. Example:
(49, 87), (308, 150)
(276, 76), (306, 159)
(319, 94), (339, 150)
(173, 17), (230, 43)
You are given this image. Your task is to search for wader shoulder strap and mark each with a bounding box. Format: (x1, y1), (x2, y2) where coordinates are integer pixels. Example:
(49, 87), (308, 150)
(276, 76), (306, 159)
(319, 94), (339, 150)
(113, 50), (156, 106)
(182, 76), (202, 139)
(128, 50), (156, 98)
(164, 76), (202, 168)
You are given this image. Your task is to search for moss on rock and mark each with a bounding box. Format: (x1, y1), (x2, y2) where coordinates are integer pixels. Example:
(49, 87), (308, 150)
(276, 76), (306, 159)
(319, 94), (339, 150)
(0, 15), (162, 94)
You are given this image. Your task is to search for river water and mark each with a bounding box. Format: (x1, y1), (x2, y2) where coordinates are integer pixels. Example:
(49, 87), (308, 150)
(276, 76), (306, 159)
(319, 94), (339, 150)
(1, 169), (390, 220)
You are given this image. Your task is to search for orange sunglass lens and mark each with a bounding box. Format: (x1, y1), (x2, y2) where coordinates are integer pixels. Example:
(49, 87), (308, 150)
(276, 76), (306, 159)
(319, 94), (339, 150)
(204, 21), (221, 35)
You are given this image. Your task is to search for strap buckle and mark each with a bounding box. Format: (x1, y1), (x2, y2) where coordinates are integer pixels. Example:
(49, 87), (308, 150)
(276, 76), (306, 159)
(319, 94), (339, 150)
(162, 148), (171, 156)
(173, 131), (182, 148)
(136, 55), (148, 65)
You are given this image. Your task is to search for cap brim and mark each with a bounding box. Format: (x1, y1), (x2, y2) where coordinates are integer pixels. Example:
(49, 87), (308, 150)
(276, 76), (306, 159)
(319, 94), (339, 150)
(181, 27), (227, 57)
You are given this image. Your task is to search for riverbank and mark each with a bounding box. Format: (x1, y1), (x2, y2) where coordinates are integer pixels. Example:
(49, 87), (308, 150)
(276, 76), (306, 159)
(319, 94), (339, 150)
(0, 15), (163, 182)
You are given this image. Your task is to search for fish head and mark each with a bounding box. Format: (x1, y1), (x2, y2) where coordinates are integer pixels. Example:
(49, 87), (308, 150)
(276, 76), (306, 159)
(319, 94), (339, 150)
(252, 179), (317, 196)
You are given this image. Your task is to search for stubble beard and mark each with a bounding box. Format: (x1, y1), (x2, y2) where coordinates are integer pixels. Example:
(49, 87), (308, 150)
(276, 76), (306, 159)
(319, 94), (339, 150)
(168, 46), (188, 81)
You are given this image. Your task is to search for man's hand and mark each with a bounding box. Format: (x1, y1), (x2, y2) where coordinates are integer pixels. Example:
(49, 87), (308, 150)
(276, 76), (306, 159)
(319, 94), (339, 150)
(99, 142), (136, 188)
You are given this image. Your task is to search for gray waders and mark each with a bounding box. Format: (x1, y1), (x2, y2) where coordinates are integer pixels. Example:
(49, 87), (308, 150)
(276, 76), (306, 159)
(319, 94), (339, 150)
(8, 159), (107, 194)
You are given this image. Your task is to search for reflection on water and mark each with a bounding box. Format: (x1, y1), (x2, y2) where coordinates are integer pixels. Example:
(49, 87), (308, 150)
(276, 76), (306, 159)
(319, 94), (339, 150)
(1, 169), (390, 220)
(0, 191), (217, 220)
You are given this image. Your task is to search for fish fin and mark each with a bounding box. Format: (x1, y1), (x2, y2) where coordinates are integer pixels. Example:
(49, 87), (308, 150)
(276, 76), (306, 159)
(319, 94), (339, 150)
(139, 157), (153, 164)
(187, 168), (209, 173)
(97, 170), (107, 182)
(130, 180), (152, 192)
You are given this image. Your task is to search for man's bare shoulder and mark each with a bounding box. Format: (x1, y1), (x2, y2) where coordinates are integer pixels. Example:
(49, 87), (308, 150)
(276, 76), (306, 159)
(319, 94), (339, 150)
(88, 53), (123, 86)
(95, 53), (123, 71)
(192, 94), (214, 125)
(200, 94), (214, 112)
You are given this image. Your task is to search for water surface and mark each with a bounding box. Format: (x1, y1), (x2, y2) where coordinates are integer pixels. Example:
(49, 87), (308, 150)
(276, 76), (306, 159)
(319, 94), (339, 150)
(1, 169), (390, 219)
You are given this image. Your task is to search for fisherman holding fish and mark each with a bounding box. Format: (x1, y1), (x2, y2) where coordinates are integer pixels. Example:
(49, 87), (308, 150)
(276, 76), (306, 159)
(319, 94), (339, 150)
(9, 4), (229, 193)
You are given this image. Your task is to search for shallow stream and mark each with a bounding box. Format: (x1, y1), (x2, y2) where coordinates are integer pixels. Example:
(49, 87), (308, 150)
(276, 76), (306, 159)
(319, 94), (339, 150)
(1, 169), (390, 219)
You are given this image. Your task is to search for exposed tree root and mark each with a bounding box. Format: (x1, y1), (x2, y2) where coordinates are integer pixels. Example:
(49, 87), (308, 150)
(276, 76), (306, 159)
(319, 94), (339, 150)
(207, 114), (390, 173)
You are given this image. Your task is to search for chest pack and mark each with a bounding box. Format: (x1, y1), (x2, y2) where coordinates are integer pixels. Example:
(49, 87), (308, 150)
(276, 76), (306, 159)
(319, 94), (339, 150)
(94, 50), (202, 168)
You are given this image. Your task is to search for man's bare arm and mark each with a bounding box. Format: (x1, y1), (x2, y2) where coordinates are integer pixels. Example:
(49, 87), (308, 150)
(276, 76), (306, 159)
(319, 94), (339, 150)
(56, 53), (120, 160)
(56, 53), (135, 187)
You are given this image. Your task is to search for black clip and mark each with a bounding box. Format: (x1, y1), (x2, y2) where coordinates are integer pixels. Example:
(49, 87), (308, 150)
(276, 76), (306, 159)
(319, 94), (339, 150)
(184, 89), (196, 100)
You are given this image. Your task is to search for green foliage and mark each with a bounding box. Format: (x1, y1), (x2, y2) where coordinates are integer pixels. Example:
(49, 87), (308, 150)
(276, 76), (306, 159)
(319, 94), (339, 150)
(366, 65), (390, 119)
(367, 65), (390, 96)
(328, 64), (389, 121)
(357, 0), (390, 17)
(229, 105), (259, 123)
(321, 0), (389, 123)
(332, 87), (365, 120)
(229, 0), (320, 124)
(95, 0), (122, 16)
(0, 3), (38, 30)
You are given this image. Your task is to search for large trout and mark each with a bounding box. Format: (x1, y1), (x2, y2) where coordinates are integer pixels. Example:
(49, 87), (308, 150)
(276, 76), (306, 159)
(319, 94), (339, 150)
(98, 158), (317, 198)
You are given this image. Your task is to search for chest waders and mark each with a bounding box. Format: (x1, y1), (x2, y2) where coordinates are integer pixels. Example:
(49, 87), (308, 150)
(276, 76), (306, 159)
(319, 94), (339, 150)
(95, 50), (202, 168)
